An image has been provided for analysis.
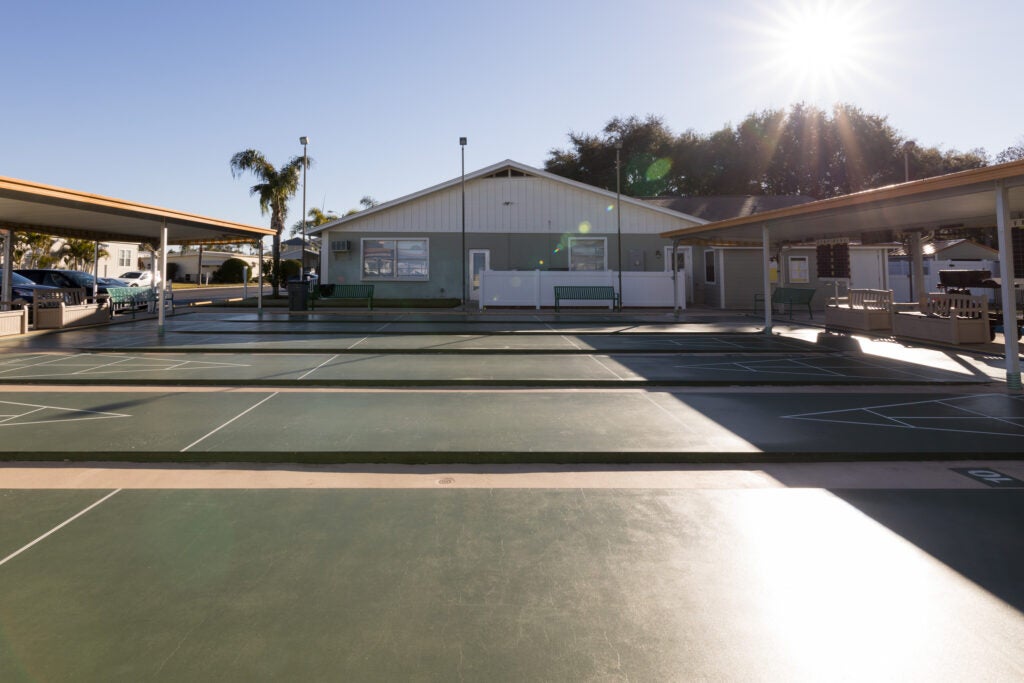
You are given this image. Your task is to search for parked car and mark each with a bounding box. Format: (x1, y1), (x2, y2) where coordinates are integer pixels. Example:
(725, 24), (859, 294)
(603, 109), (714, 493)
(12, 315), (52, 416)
(118, 270), (158, 287)
(1, 269), (61, 308)
(15, 269), (125, 295)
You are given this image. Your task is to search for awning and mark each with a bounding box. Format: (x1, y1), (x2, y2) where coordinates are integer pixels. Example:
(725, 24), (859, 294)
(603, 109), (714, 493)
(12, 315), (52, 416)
(0, 176), (272, 245)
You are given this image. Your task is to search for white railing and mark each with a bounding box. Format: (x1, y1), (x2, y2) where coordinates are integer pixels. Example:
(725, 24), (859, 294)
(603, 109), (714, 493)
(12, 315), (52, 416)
(479, 270), (686, 309)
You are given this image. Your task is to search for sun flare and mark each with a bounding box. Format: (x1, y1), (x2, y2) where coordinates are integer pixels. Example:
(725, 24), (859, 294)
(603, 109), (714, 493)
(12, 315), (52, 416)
(753, 0), (876, 99)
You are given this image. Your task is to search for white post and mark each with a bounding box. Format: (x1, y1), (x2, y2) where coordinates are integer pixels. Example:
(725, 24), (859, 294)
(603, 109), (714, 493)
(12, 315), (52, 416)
(910, 231), (926, 307)
(257, 239), (264, 314)
(157, 221), (167, 335)
(995, 181), (1021, 391)
(1, 230), (11, 311)
(762, 225), (773, 334)
(534, 269), (541, 310)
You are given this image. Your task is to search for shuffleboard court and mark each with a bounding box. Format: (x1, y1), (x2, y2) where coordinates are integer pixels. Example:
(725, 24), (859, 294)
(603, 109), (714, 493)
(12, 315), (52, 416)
(1, 389), (1021, 460)
(2, 488), (1023, 681)
(0, 350), (995, 385)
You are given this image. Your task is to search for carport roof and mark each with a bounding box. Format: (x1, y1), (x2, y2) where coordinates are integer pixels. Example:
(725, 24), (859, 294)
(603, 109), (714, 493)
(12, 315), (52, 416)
(0, 175), (273, 245)
(660, 159), (1024, 244)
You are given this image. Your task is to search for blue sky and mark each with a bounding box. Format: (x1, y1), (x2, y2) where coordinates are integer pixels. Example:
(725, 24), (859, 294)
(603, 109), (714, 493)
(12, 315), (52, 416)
(2, 0), (1020, 232)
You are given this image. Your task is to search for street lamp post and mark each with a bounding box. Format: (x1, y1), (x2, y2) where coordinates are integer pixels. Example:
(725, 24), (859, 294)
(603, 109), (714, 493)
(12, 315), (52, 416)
(460, 136), (467, 306)
(615, 140), (623, 310)
(299, 136), (309, 278)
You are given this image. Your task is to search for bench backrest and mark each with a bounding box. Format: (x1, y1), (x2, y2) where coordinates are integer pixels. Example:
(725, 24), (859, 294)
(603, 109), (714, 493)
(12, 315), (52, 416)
(925, 293), (988, 319)
(328, 284), (374, 298)
(848, 289), (893, 311)
(771, 287), (814, 303)
(553, 286), (617, 298)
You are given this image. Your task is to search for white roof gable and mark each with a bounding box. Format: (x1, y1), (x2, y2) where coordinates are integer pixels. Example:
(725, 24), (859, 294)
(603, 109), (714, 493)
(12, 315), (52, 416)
(310, 159), (706, 235)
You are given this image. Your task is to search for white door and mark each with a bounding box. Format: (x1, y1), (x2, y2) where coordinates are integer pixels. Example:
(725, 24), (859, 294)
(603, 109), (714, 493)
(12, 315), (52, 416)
(664, 246), (693, 303)
(469, 249), (490, 302)
(851, 249), (887, 290)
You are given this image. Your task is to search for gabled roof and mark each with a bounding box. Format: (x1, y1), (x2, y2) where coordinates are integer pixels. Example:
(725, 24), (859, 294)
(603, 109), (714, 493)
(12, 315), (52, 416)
(888, 238), (999, 258)
(643, 195), (816, 223)
(310, 159), (707, 234)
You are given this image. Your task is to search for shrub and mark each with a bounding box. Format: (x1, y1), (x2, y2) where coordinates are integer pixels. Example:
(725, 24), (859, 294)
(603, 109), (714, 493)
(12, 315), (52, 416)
(212, 258), (252, 283)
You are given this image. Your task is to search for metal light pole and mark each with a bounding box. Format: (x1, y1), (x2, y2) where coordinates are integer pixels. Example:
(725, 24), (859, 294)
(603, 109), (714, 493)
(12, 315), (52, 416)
(460, 136), (467, 306)
(299, 136), (309, 278)
(615, 140), (623, 310)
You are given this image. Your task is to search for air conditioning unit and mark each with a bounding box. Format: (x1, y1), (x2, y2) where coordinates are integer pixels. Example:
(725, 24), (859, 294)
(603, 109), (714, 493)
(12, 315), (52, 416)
(331, 240), (351, 252)
(1011, 218), (1024, 229)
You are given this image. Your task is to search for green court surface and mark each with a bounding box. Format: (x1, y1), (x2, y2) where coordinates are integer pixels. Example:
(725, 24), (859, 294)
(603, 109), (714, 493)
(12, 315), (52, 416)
(1, 390), (1022, 461)
(2, 310), (1024, 680)
(2, 487), (1023, 681)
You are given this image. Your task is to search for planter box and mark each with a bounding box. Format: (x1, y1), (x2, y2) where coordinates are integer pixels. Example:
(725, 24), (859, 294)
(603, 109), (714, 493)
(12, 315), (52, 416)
(33, 289), (111, 330)
(893, 293), (990, 345)
(0, 308), (28, 336)
(825, 289), (894, 333)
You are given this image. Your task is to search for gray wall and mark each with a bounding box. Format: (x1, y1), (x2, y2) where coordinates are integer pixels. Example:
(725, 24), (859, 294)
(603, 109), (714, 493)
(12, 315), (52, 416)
(324, 232), (684, 299)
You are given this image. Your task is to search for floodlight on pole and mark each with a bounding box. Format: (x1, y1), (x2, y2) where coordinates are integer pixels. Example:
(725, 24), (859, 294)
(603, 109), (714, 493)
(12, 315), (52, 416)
(299, 136), (309, 278)
(460, 136), (467, 306)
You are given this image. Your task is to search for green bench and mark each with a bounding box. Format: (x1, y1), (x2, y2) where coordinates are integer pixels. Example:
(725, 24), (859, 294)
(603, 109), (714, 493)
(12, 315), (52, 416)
(754, 286), (816, 319)
(312, 284), (375, 310)
(106, 286), (174, 317)
(553, 285), (619, 312)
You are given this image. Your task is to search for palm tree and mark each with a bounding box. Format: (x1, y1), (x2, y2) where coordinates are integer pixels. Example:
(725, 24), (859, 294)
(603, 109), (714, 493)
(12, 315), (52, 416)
(289, 207), (342, 237)
(16, 232), (55, 268)
(230, 149), (311, 295)
(62, 238), (106, 271)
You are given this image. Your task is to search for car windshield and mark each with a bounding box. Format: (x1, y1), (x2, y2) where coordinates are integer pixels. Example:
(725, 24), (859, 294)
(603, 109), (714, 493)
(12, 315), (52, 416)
(3, 270), (38, 286)
(65, 272), (95, 287)
(121, 272), (143, 278)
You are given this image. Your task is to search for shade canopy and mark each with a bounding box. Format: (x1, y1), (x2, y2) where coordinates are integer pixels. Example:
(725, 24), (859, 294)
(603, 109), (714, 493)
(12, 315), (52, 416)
(0, 176), (272, 246)
(661, 159), (1024, 244)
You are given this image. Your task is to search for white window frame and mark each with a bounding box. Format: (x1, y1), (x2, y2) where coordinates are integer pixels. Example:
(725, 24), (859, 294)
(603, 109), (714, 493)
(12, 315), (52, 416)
(788, 255), (810, 284)
(568, 237), (608, 271)
(360, 238), (430, 281)
(117, 248), (132, 268)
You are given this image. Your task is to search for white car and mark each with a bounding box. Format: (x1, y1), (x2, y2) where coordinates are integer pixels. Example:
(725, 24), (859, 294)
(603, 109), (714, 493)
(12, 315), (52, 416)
(118, 270), (158, 287)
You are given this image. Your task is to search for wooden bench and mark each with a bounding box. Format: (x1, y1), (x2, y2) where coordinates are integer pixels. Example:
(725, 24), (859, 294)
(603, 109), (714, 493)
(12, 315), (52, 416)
(825, 289), (894, 332)
(754, 287), (816, 318)
(893, 292), (990, 345)
(553, 285), (619, 311)
(33, 288), (111, 329)
(312, 284), (375, 310)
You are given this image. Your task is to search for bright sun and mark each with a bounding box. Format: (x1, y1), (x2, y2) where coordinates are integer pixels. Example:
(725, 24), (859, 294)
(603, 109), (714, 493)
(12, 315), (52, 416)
(758, 0), (873, 97)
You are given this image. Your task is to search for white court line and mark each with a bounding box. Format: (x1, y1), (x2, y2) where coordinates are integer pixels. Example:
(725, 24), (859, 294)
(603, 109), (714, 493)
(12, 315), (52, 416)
(0, 354), (85, 375)
(0, 406), (44, 424)
(0, 489), (121, 568)
(587, 355), (628, 381)
(180, 393), (279, 452)
(72, 357), (133, 375)
(298, 355), (339, 380)
(347, 337), (369, 349)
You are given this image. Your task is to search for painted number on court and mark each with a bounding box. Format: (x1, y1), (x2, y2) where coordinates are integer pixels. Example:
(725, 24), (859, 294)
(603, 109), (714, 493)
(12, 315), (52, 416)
(950, 468), (1024, 488)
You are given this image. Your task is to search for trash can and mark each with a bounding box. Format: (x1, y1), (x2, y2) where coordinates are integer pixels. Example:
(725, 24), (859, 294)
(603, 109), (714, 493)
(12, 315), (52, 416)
(287, 280), (308, 311)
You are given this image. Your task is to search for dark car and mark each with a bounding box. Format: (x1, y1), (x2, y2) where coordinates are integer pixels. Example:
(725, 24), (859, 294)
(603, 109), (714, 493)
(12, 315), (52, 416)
(1, 269), (61, 322)
(15, 269), (126, 295)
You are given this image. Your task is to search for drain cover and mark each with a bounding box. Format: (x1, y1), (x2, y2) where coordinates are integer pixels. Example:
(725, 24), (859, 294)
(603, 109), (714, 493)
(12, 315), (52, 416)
(437, 477), (455, 485)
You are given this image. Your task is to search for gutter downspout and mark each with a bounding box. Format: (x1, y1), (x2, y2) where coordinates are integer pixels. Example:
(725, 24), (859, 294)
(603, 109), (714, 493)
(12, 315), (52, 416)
(995, 181), (1022, 391)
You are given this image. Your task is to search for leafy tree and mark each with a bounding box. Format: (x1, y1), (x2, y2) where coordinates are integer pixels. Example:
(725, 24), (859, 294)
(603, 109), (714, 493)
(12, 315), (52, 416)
(230, 149), (311, 295)
(995, 138), (1024, 164)
(545, 105), (991, 201)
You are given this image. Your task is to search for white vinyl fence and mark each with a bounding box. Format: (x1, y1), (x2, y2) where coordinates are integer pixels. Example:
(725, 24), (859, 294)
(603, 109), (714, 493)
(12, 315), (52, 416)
(479, 270), (686, 309)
